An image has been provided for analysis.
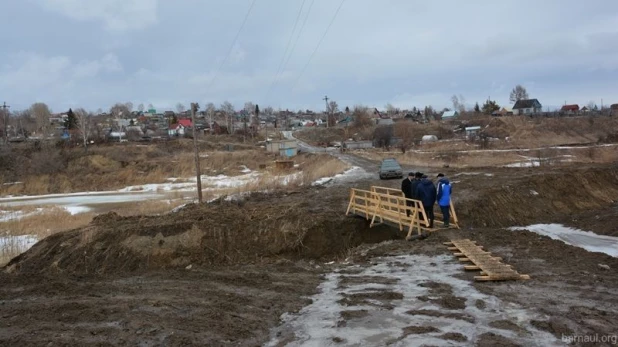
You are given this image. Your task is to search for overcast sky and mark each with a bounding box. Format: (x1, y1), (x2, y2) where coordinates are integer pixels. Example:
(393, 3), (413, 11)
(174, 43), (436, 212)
(1, 0), (618, 113)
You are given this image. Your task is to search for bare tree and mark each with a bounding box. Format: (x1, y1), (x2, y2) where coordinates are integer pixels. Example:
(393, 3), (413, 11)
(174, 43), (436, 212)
(243, 102), (255, 115)
(373, 126), (393, 149)
(587, 101), (596, 111)
(96, 108), (103, 115)
(205, 102), (216, 132)
(137, 103), (145, 113)
(351, 106), (373, 129)
(30, 102), (52, 137)
(110, 103), (130, 118)
(125, 102), (134, 113)
(328, 101), (339, 114)
(242, 102), (255, 137)
(176, 103), (186, 114)
(74, 108), (92, 151)
(327, 100), (339, 126)
(264, 106), (274, 115)
(509, 85), (529, 104)
(221, 101), (235, 133)
(394, 121), (420, 153)
(147, 103), (154, 110)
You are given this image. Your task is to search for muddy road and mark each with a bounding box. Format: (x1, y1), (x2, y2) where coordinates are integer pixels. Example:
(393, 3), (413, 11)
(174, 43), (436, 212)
(1, 163), (618, 346)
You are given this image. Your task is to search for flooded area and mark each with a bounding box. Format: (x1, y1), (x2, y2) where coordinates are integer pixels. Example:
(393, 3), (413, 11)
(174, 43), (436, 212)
(267, 254), (560, 347)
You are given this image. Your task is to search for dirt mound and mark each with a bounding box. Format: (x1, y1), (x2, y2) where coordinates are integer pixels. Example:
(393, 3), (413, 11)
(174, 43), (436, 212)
(457, 166), (618, 228)
(5, 190), (401, 275)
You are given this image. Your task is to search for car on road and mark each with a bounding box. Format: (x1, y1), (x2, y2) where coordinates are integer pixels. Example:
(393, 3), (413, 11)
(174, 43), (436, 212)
(379, 158), (403, 179)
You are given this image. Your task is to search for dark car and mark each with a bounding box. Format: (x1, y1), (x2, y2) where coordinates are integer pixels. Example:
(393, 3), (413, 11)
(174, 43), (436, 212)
(379, 158), (403, 179)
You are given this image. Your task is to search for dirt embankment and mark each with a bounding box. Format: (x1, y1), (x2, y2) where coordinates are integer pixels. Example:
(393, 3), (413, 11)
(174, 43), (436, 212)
(455, 165), (618, 229)
(5, 189), (400, 275)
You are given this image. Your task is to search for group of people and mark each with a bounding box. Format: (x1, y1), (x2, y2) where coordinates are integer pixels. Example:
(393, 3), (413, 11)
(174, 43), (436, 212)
(401, 172), (452, 228)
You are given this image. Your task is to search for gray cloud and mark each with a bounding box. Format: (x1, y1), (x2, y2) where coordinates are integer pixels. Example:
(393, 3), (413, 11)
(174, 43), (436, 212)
(1, 0), (617, 112)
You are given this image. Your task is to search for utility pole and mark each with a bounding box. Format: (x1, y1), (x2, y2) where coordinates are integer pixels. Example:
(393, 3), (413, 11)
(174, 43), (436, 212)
(1, 102), (10, 145)
(323, 95), (329, 128)
(190, 103), (203, 203)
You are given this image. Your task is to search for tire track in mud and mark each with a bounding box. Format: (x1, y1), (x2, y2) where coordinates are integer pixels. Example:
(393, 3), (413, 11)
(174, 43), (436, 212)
(266, 255), (562, 347)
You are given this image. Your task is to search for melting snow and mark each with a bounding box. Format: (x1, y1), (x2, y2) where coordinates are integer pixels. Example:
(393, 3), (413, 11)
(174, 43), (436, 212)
(267, 254), (560, 346)
(64, 206), (92, 215)
(312, 167), (368, 186)
(509, 224), (618, 257)
(505, 161), (541, 168)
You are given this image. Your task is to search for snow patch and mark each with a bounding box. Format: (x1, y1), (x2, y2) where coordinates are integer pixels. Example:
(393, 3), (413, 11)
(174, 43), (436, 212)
(530, 190), (539, 196)
(505, 160), (541, 168)
(509, 224), (618, 257)
(63, 206), (92, 215)
(312, 166), (367, 186)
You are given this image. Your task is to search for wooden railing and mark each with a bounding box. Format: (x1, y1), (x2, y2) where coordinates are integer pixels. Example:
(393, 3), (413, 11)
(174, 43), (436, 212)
(346, 186), (459, 239)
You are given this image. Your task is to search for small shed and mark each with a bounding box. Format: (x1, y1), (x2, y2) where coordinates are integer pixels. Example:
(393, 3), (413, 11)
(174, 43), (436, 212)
(267, 140), (298, 157)
(465, 126), (481, 138)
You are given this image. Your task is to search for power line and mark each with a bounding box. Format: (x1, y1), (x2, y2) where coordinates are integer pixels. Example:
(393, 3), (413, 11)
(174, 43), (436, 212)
(206, 0), (257, 91)
(263, 0), (307, 100)
(290, 0), (346, 92)
(281, 0), (315, 76)
(267, 0), (315, 100)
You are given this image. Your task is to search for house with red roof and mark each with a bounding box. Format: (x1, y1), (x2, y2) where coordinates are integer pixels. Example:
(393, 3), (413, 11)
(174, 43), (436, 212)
(168, 118), (193, 137)
(560, 104), (579, 113)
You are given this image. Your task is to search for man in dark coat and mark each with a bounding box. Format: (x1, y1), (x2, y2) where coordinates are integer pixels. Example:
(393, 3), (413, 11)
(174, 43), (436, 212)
(401, 172), (414, 216)
(415, 174), (437, 228)
(410, 172), (423, 200)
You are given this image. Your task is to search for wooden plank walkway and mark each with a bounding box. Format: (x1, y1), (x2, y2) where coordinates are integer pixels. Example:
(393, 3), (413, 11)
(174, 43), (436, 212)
(444, 239), (530, 281)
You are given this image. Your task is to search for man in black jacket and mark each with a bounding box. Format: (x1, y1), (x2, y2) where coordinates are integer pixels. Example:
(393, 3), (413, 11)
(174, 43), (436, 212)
(401, 172), (415, 216)
(410, 172), (423, 200)
(415, 174), (437, 228)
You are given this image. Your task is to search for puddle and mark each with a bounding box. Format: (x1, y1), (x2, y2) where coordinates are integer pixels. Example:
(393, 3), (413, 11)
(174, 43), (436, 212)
(509, 224), (618, 257)
(267, 254), (560, 346)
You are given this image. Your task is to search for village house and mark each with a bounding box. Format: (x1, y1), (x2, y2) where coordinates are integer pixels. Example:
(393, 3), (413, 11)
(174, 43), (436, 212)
(560, 104), (579, 113)
(168, 119), (193, 137)
(492, 107), (513, 117)
(512, 99), (542, 115)
(611, 104), (618, 117)
(441, 110), (459, 120)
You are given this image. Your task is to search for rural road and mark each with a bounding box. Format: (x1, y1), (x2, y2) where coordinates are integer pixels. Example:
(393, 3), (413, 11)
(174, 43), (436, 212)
(282, 130), (432, 179)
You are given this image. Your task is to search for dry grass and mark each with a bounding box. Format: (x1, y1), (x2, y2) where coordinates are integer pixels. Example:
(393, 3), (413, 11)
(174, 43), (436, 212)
(358, 144), (618, 168)
(0, 145), (274, 196)
(0, 207), (95, 239)
(297, 154), (350, 185)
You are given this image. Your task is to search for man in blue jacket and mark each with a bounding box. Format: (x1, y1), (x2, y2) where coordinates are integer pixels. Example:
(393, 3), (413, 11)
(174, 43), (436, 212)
(436, 173), (452, 228)
(415, 174), (436, 228)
